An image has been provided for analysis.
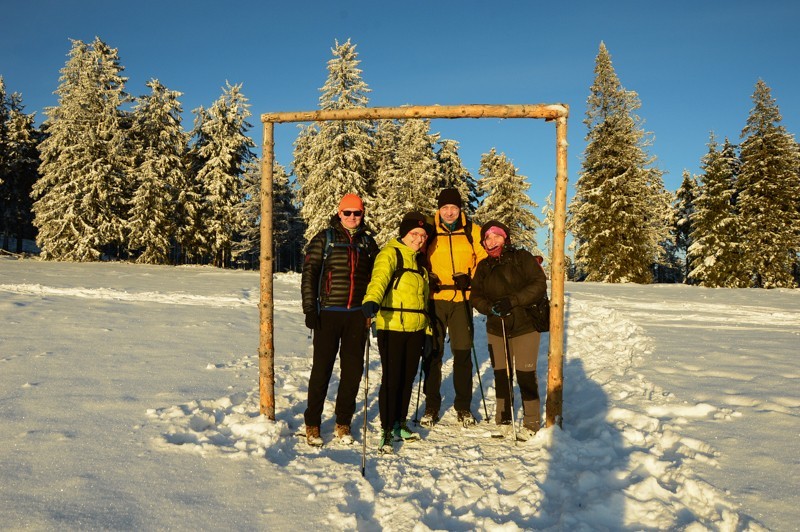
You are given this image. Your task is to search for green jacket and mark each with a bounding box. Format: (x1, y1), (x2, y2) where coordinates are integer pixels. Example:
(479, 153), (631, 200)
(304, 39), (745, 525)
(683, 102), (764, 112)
(362, 238), (430, 332)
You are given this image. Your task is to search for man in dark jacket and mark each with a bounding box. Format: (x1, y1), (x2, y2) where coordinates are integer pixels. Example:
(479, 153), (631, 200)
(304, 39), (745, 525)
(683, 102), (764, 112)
(301, 193), (379, 447)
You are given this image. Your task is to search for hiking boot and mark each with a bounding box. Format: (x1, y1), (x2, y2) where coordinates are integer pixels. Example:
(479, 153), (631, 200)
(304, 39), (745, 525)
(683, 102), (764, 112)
(334, 423), (354, 445)
(456, 410), (477, 427)
(490, 420), (513, 439)
(305, 425), (323, 447)
(379, 429), (394, 454)
(393, 420), (421, 441)
(419, 408), (439, 428)
(517, 422), (540, 441)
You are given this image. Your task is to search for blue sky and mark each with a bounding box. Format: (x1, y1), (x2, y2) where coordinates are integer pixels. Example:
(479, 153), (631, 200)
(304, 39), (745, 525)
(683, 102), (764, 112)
(2, 0), (799, 214)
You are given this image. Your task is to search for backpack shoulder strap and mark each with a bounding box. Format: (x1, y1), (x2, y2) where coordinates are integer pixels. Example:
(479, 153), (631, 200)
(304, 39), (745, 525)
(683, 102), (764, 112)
(464, 219), (473, 246)
(315, 228), (335, 309)
(321, 228), (335, 262)
(390, 247), (426, 290)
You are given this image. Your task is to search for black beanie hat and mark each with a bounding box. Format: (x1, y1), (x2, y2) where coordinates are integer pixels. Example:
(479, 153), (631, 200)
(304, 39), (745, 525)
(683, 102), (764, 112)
(480, 220), (512, 244)
(437, 188), (463, 209)
(399, 211), (432, 239)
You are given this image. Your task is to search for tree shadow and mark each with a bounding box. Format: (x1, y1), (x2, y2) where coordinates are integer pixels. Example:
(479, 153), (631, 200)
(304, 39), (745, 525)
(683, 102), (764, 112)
(531, 293), (628, 529)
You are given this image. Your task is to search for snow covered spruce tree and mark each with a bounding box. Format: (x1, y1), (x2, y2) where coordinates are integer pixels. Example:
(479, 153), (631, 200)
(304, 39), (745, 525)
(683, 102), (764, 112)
(0, 78), (40, 253)
(127, 79), (187, 264)
(569, 42), (671, 283)
(293, 39), (373, 243)
(33, 38), (131, 261)
(541, 192), (555, 265)
(474, 148), (542, 253)
(186, 82), (255, 267)
(233, 158), (301, 271)
(673, 170), (698, 282)
(688, 136), (746, 287)
(371, 118), (440, 244)
(270, 161), (303, 271)
(0, 77), (8, 189)
(435, 138), (478, 216)
(737, 80), (800, 288)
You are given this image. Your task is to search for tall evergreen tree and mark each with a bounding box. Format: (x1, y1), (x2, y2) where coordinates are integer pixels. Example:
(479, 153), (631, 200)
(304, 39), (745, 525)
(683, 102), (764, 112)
(569, 42), (671, 283)
(180, 106), (212, 263)
(0, 77), (8, 190)
(371, 119), (440, 245)
(232, 158), (261, 268)
(688, 136), (745, 287)
(673, 169), (697, 282)
(32, 38), (131, 261)
(127, 79), (186, 264)
(0, 79), (40, 253)
(188, 82), (255, 267)
(435, 138), (477, 215)
(233, 158), (301, 271)
(655, 189), (683, 283)
(293, 39), (374, 243)
(474, 148), (542, 253)
(542, 191), (554, 264)
(737, 80), (800, 288)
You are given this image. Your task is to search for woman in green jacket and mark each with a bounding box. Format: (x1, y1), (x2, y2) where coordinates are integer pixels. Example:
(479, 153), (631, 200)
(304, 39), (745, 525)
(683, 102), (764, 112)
(362, 211), (432, 454)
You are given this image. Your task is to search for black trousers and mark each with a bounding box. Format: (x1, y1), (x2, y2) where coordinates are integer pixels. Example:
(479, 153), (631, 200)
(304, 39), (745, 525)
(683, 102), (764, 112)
(423, 299), (474, 413)
(377, 329), (425, 431)
(304, 310), (367, 428)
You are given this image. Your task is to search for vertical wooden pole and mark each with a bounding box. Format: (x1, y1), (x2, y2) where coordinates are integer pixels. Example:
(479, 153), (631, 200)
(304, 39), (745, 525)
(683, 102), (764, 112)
(259, 121), (275, 419)
(546, 115), (568, 428)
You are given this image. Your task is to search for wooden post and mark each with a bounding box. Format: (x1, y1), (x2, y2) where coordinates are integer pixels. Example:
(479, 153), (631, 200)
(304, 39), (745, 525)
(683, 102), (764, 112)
(257, 103), (569, 427)
(258, 121), (275, 419)
(546, 115), (568, 428)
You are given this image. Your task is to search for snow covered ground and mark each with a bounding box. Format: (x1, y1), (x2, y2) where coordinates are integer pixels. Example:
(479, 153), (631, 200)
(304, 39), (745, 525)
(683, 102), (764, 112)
(1, 257), (797, 530)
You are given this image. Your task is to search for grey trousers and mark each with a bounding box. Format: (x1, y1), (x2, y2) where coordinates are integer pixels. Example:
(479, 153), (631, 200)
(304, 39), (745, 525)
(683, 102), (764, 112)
(487, 330), (541, 427)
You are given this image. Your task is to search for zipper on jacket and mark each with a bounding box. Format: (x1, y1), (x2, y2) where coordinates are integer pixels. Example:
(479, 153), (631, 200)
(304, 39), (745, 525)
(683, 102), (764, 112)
(346, 231), (357, 308)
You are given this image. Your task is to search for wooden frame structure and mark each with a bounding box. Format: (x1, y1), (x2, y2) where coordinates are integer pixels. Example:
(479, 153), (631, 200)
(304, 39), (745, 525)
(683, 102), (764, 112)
(258, 103), (569, 428)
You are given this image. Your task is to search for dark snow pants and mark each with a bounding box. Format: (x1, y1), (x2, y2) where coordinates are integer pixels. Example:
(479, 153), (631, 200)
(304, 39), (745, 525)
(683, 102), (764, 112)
(304, 309), (367, 428)
(487, 330), (541, 428)
(377, 329), (425, 431)
(422, 299), (474, 414)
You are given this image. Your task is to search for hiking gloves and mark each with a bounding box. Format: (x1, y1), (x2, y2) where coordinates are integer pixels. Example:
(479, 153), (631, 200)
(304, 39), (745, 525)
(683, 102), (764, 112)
(304, 310), (320, 330)
(491, 297), (513, 317)
(452, 272), (471, 291)
(361, 301), (380, 318)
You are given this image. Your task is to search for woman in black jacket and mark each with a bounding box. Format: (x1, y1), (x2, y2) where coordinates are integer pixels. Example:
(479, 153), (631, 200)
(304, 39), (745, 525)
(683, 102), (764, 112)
(470, 220), (548, 440)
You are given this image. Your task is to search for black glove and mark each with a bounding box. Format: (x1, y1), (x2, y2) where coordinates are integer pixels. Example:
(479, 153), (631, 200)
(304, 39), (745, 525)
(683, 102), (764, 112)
(453, 272), (471, 291)
(491, 297), (513, 317)
(304, 310), (320, 330)
(423, 334), (435, 361)
(362, 301), (380, 319)
(429, 273), (442, 294)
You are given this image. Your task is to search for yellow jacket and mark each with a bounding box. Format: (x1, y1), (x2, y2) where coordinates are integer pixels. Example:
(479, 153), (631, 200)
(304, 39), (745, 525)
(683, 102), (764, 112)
(426, 211), (487, 302)
(362, 238), (430, 332)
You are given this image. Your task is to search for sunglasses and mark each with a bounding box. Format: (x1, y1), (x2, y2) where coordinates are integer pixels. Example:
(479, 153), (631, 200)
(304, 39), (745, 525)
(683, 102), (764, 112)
(342, 210), (363, 217)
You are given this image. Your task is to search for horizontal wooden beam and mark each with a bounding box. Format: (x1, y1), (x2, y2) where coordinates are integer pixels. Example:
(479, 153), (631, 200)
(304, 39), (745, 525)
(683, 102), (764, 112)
(261, 103), (569, 124)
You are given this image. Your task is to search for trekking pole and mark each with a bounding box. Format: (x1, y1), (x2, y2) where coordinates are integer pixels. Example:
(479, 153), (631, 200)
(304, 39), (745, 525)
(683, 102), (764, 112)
(413, 357), (423, 425)
(461, 290), (489, 421)
(361, 319), (371, 477)
(500, 317), (518, 446)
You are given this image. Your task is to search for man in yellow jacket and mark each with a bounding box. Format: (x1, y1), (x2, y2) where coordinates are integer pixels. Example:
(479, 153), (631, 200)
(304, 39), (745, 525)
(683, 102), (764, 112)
(421, 188), (487, 427)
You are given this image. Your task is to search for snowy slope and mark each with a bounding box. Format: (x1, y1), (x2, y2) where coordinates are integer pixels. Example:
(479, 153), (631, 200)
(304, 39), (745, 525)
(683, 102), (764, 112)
(1, 258), (797, 530)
